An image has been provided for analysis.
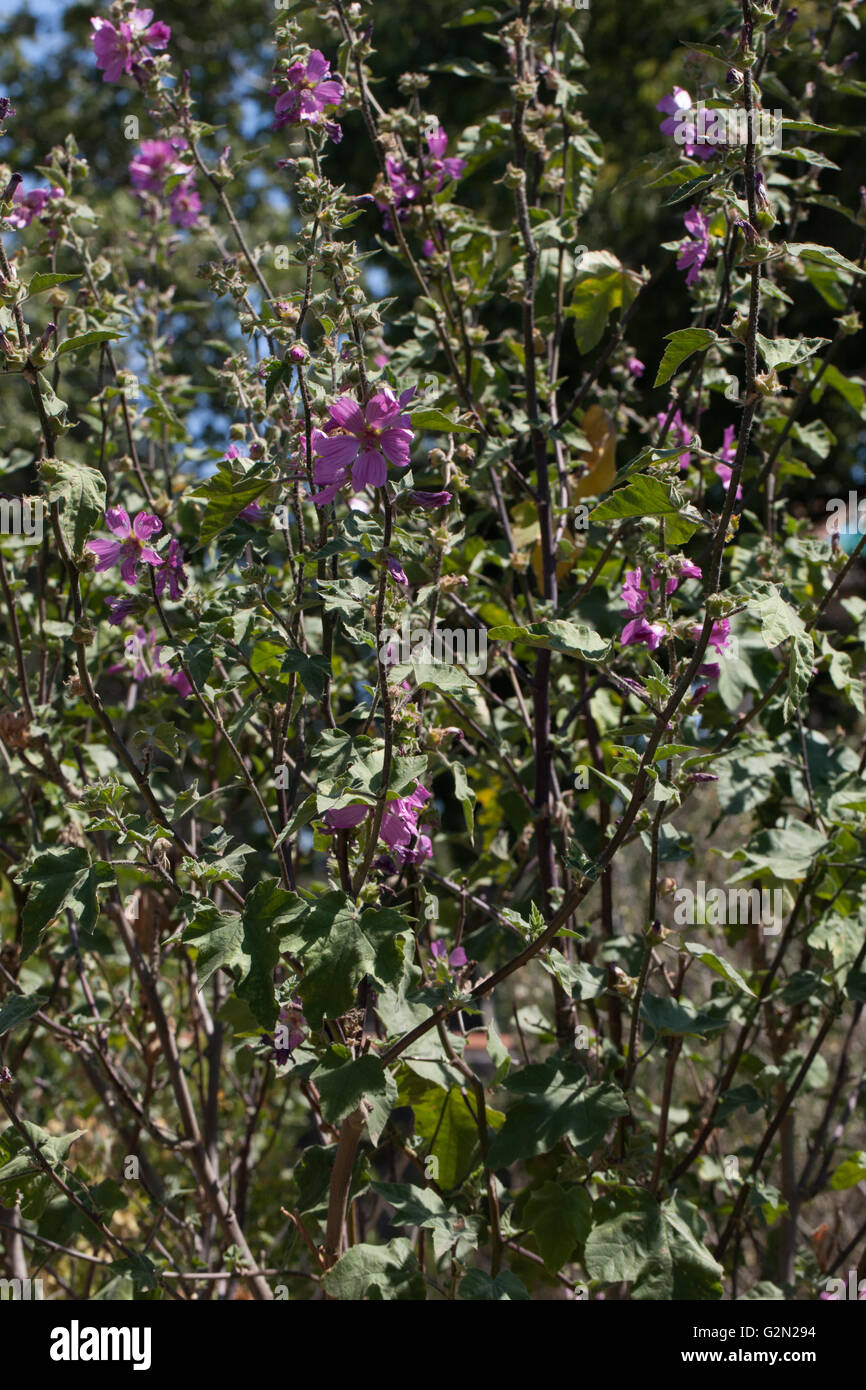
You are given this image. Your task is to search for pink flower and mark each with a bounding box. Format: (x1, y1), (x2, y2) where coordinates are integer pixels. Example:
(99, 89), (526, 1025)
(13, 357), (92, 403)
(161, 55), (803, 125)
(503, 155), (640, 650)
(238, 501), (267, 523)
(104, 595), (138, 625)
(626, 356), (645, 378)
(323, 803), (370, 830)
(168, 177), (201, 227)
(271, 50), (343, 143)
(153, 538), (186, 600)
(273, 1000), (306, 1063)
(622, 567), (647, 615)
(312, 389), (415, 505)
(377, 126), (466, 229)
(657, 405), (692, 471)
(323, 783), (433, 864)
(90, 9), (170, 84)
(714, 425), (742, 498)
(129, 138), (191, 193)
(409, 489), (452, 509)
(381, 784), (433, 864)
(6, 184), (62, 230)
(431, 939), (467, 972)
(692, 618), (731, 655)
(677, 205), (710, 287)
(621, 617), (665, 651)
(386, 556), (409, 586)
(111, 626), (192, 697)
(88, 508), (164, 587)
(649, 556), (702, 596)
(656, 87), (717, 161)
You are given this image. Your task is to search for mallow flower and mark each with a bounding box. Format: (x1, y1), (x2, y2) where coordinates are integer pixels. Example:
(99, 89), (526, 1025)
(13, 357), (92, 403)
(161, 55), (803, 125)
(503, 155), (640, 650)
(88, 508), (164, 586)
(271, 50), (343, 143)
(90, 9), (170, 84)
(677, 205), (711, 286)
(312, 389), (415, 505)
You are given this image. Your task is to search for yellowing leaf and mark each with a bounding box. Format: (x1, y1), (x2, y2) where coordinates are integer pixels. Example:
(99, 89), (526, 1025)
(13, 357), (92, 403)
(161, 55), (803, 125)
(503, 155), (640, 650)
(571, 405), (616, 501)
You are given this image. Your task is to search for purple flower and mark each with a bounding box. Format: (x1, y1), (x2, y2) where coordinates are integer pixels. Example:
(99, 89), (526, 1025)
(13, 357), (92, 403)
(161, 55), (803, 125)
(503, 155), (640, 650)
(168, 177), (201, 228)
(129, 139), (200, 227)
(431, 939), (467, 972)
(0, 97), (15, 126)
(714, 425), (742, 498)
(90, 9), (170, 84)
(677, 205), (710, 287)
(129, 139), (191, 193)
(323, 803), (370, 830)
(377, 126), (465, 229)
(626, 356), (645, 378)
(688, 771), (719, 783)
(656, 87), (717, 161)
(386, 555), (409, 586)
(409, 489), (452, 509)
(104, 595), (139, 625)
(621, 616), (665, 651)
(650, 556), (702, 596)
(381, 784), (433, 864)
(238, 501), (267, 523)
(88, 508), (164, 586)
(154, 538), (186, 600)
(271, 50), (343, 143)
(657, 405), (692, 471)
(692, 618), (731, 655)
(6, 184), (62, 230)
(622, 567), (647, 615)
(112, 626), (192, 697)
(323, 783), (433, 864)
(312, 389), (415, 505)
(273, 1000), (306, 1064)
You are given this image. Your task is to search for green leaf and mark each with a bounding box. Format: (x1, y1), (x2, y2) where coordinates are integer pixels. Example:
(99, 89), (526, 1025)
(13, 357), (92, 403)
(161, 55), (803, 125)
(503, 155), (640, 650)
(640, 994), (730, 1037)
(16, 847), (113, 959)
(186, 464), (271, 546)
(373, 1181), (480, 1260)
(409, 407), (473, 434)
(682, 942), (756, 997)
(183, 907), (245, 988)
(397, 1067), (487, 1189)
(654, 328), (718, 388)
(57, 329), (121, 356)
(590, 474), (683, 521)
(525, 1182), (592, 1273)
(39, 458), (106, 559)
(292, 898), (407, 1029)
(27, 272), (80, 295)
(237, 880), (296, 1029)
(830, 1153), (866, 1191)
(313, 1049), (396, 1143)
(756, 335), (830, 372)
(0, 990), (45, 1036)
(459, 1269), (530, 1300)
(786, 242), (866, 279)
(452, 761), (476, 837)
(321, 1238), (425, 1300)
(585, 1190), (723, 1299)
(740, 580), (805, 647)
(487, 620), (610, 661)
(486, 1062), (627, 1167)
(566, 251), (645, 354)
